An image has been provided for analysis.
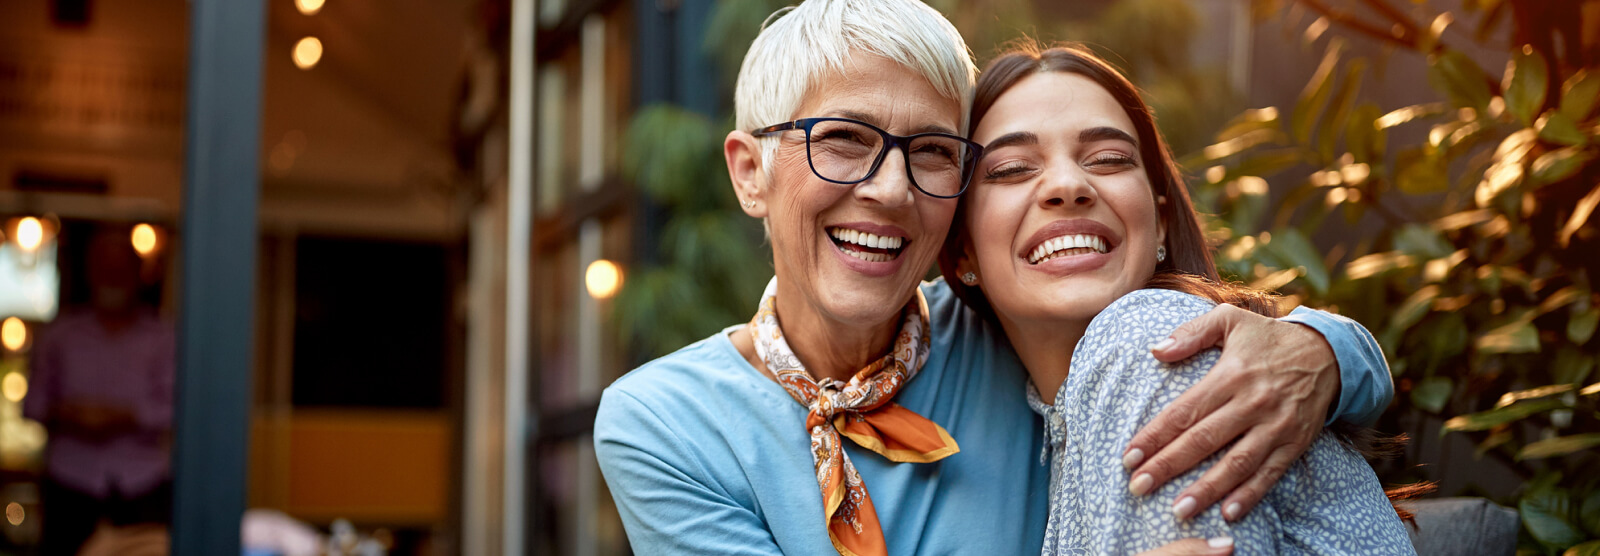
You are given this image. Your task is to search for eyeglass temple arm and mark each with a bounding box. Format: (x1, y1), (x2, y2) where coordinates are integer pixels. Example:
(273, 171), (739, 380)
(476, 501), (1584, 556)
(751, 121), (799, 137)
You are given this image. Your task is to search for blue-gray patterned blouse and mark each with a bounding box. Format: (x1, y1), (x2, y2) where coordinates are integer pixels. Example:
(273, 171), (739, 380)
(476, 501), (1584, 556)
(1028, 289), (1416, 555)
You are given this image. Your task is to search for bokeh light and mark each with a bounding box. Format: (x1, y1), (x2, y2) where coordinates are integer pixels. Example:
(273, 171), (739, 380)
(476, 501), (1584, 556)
(131, 223), (158, 256)
(293, 37), (323, 70)
(585, 260), (622, 300)
(295, 0), (325, 16)
(1, 374), (25, 403)
(14, 217), (42, 251)
(5, 503), (21, 526)
(0, 318), (23, 352)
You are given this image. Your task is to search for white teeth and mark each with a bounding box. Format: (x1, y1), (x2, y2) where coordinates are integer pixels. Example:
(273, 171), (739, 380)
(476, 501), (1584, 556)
(828, 227), (906, 251)
(1027, 234), (1110, 264)
(842, 249), (892, 263)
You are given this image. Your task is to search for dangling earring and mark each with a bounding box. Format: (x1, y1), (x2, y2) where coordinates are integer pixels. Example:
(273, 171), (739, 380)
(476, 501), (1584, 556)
(1156, 245), (1167, 263)
(960, 272), (978, 285)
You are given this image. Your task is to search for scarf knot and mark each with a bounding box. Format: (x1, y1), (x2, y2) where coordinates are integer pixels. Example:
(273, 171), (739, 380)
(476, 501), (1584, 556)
(748, 278), (958, 556)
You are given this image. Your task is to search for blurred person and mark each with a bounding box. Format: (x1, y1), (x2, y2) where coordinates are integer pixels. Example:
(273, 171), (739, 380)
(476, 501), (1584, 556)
(594, 1), (1393, 554)
(25, 228), (174, 556)
(941, 43), (1413, 554)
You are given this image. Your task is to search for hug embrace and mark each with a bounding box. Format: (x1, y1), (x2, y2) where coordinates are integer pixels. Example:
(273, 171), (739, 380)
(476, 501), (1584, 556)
(595, 0), (1416, 554)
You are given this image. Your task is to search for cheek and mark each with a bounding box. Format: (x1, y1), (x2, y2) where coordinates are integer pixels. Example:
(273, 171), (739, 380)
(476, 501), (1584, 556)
(964, 190), (1024, 270)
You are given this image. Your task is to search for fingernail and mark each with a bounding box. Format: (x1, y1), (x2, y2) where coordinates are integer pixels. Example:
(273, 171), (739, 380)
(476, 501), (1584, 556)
(1224, 502), (1241, 521)
(1173, 496), (1197, 520)
(1151, 337), (1176, 351)
(1122, 448), (1144, 470)
(1207, 536), (1234, 548)
(1129, 473), (1154, 496)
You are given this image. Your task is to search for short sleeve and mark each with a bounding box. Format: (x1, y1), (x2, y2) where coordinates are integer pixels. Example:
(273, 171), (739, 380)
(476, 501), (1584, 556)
(593, 389), (785, 555)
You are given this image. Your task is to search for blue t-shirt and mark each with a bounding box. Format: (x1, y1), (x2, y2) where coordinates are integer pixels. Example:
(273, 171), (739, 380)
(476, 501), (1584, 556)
(594, 280), (1393, 554)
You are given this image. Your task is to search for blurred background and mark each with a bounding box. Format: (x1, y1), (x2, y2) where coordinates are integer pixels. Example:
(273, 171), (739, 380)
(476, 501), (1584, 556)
(0, 0), (1594, 555)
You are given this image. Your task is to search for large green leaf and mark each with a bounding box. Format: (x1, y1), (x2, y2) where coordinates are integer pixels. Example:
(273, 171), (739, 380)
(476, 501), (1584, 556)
(1345, 103), (1385, 163)
(1293, 44), (1341, 145)
(1259, 228), (1329, 294)
(1571, 308), (1600, 344)
(1410, 375), (1453, 413)
(1317, 59), (1367, 161)
(1443, 397), (1566, 431)
(1560, 70), (1600, 123)
(1477, 319), (1540, 354)
(1523, 480), (1587, 551)
(1553, 347), (1597, 385)
(1394, 224), (1456, 259)
(1397, 146), (1449, 194)
(1582, 488), (1600, 537)
(1503, 46), (1550, 126)
(1531, 146), (1597, 188)
(1428, 49), (1494, 112)
(1519, 433), (1600, 460)
(1539, 111), (1591, 147)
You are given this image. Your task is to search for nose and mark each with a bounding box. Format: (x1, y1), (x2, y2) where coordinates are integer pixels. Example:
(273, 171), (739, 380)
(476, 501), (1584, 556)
(1038, 166), (1096, 210)
(854, 146), (915, 208)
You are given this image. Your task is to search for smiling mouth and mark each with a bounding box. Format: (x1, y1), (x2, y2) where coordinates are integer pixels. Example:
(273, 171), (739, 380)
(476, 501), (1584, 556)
(828, 226), (908, 263)
(1027, 234), (1109, 264)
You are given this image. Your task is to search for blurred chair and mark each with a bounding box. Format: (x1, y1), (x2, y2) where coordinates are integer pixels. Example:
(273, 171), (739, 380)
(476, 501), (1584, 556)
(1402, 497), (1520, 556)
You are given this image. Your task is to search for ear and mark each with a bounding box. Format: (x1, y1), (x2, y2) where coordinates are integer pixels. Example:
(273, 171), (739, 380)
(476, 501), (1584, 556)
(1155, 194), (1168, 245)
(725, 130), (768, 217)
(953, 235), (982, 286)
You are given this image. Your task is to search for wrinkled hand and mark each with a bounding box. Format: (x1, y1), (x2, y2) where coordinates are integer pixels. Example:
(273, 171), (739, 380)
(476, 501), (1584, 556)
(1135, 537), (1235, 555)
(1122, 304), (1340, 522)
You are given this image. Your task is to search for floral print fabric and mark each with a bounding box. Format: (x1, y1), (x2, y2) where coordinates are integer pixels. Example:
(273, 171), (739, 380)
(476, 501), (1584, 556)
(1029, 288), (1416, 555)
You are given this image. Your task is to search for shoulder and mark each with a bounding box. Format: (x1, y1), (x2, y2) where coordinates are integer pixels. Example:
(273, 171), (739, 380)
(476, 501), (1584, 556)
(596, 329), (777, 444)
(1083, 289), (1216, 345)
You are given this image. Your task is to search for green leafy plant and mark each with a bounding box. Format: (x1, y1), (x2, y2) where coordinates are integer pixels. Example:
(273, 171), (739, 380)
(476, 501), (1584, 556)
(1196, 1), (1600, 553)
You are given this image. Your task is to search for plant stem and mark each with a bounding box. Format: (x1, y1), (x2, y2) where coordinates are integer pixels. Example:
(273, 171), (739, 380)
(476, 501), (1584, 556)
(1296, 0), (1420, 51)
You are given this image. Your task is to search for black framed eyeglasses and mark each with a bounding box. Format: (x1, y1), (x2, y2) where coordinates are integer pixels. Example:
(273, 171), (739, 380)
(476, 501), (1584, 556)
(751, 117), (984, 198)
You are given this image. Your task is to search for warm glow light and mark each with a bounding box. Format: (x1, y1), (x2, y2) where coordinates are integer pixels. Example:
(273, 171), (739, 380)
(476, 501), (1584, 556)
(14, 218), (42, 251)
(293, 37), (323, 69)
(585, 259), (622, 300)
(131, 224), (158, 256)
(1, 374), (25, 403)
(5, 503), (21, 526)
(295, 0), (325, 15)
(0, 318), (23, 352)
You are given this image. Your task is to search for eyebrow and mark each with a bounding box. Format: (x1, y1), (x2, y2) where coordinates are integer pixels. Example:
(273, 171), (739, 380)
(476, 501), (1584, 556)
(1080, 126), (1140, 148)
(826, 109), (959, 136)
(982, 131), (1038, 152)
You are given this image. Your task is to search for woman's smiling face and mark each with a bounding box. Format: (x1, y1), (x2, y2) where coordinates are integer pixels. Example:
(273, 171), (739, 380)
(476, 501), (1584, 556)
(963, 71), (1165, 330)
(761, 54), (962, 328)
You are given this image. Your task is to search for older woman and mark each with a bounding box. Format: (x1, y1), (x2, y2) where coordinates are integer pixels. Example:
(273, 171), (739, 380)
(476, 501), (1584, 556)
(594, 1), (1393, 554)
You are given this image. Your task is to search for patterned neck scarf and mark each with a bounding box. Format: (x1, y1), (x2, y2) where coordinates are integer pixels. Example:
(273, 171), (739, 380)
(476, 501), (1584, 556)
(747, 277), (960, 556)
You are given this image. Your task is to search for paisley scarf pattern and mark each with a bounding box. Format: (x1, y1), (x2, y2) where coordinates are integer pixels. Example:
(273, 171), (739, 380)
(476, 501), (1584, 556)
(748, 278), (959, 556)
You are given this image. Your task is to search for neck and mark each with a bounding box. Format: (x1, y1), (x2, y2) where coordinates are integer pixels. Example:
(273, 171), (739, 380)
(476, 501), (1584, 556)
(772, 287), (902, 384)
(999, 314), (1089, 406)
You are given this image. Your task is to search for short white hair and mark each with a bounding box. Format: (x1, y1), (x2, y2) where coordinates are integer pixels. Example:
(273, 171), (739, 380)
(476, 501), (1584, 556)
(734, 0), (977, 174)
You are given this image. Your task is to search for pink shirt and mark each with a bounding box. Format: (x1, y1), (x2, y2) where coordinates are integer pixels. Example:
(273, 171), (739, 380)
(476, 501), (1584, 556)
(23, 310), (175, 498)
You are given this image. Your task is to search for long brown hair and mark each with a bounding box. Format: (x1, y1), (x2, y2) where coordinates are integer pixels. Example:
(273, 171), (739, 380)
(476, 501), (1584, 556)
(938, 42), (1278, 321)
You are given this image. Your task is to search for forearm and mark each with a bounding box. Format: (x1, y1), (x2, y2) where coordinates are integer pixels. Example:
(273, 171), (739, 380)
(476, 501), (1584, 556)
(1280, 307), (1394, 426)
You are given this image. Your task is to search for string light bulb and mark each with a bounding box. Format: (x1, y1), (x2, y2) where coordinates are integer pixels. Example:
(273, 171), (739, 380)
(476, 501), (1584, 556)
(15, 217), (42, 251)
(0, 318), (24, 352)
(293, 37), (323, 70)
(295, 0), (325, 15)
(585, 260), (622, 300)
(131, 223), (158, 256)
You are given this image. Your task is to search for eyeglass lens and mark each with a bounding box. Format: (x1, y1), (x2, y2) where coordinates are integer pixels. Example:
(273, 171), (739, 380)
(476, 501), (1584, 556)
(804, 119), (971, 197)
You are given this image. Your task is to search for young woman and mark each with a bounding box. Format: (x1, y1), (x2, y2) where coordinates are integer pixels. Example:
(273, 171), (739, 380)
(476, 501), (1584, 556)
(939, 44), (1416, 555)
